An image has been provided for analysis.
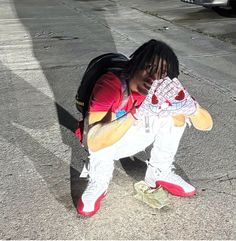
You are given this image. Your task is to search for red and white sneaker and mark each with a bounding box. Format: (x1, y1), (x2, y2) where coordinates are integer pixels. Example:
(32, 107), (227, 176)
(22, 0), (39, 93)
(77, 179), (109, 217)
(145, 164), (196, 197)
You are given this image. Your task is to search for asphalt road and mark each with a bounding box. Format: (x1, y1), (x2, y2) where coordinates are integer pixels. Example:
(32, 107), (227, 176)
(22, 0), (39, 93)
(118, 0), (236, 45)
(0, 0), (235, 239)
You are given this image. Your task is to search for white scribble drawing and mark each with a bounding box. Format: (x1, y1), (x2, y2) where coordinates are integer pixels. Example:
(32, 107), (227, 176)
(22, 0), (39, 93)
(137, 77), (197, 118)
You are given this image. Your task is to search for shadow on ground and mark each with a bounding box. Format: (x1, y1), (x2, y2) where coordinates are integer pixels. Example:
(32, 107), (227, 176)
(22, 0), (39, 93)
(212, 6), (236, 18)
(11, 0), (146, 210)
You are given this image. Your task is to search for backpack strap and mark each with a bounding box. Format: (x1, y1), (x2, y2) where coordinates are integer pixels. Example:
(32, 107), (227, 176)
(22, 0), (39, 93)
(109, 68), (129, 115)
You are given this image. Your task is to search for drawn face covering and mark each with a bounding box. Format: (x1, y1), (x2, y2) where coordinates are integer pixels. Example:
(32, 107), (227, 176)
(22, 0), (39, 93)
(142, 77), (197, 117)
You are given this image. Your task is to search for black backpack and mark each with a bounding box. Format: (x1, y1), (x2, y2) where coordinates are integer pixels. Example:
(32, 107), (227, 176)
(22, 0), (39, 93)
(75, 52), (129, 118)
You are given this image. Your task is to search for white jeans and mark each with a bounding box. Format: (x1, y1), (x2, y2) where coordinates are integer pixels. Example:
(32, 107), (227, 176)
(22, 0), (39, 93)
(88, 116), (186, 172)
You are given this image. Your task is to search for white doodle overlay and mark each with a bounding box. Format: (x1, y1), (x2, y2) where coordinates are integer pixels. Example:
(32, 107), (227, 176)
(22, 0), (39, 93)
(136, 77), (197, 118)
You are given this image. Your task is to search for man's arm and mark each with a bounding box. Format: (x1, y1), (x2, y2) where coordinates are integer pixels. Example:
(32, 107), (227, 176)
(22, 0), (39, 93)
(87, 111), (135, 152)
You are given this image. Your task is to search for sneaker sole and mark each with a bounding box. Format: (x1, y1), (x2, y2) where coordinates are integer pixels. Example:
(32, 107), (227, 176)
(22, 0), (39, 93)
(77, 191), (107, 217)
(157, 181), (196, 197)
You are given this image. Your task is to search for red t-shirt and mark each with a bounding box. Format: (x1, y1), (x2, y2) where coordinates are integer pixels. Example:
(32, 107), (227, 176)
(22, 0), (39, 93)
(89, 71), (145, 116)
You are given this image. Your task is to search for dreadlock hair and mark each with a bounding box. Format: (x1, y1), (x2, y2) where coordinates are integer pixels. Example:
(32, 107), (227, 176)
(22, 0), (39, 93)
(127, 39), (179, 79)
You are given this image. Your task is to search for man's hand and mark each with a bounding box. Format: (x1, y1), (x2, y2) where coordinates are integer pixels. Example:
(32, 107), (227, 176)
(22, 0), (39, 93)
(133, 77), (198, 119)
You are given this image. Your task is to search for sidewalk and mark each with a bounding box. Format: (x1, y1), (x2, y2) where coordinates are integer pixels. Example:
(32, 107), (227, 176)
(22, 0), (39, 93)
(0, 0), (235, 239)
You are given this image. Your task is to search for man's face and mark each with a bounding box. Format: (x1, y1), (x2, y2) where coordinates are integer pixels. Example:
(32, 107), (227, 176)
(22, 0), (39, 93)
(130, 59), (168, 96)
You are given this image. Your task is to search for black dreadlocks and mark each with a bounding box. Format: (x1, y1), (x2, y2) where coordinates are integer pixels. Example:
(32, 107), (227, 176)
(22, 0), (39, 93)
(127, 39), (179, 79)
